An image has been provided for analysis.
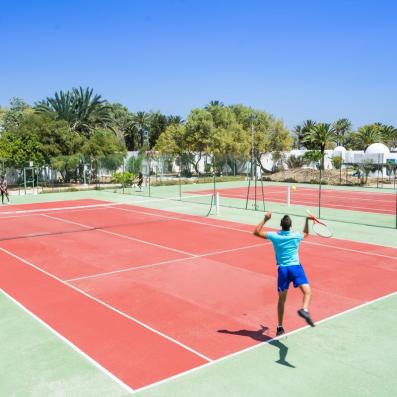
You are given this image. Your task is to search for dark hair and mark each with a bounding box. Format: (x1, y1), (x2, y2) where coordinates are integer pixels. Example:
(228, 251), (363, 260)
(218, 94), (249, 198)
(280, 215), (292, 231)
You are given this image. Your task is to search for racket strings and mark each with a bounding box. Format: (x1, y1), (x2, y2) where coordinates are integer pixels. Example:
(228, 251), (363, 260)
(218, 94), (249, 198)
(312, 222), (332, 237)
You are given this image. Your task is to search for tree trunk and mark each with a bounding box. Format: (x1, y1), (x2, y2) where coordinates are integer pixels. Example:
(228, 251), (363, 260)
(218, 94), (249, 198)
(255, 154), (272, 175)
(320, 147), (325, 170)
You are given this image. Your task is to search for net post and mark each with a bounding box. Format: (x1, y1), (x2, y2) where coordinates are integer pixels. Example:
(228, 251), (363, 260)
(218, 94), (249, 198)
(178, 171), (182, 200)
(318, 166), (322, 219)
(23, 168), (27, 195)
(122, 159), (125, 194)
(395, 185), (397, 229)
(215, 192), (220, 215)
(245, 173), (251, 209)
(287, 186), (291, 207)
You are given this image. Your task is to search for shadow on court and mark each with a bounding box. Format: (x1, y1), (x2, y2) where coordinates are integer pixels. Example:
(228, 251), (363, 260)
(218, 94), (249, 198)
(217, 325), (295, 368)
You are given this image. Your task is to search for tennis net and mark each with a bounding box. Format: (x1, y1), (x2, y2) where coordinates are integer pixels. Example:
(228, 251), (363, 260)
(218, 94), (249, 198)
(0, 193), (219, 242)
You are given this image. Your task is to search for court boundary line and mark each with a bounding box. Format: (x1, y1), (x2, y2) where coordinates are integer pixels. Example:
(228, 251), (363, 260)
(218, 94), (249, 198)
(110, 205), (397, 261)
(303, 240), (397, 260)
(133, 290), (397, 394)
(220, 188), (396, 202)
(43, 202), (397, 261)
(3, 198), (396, 257)
(0, 288), (135, 394)
(6, 202), (397, 264)
(209, 185), (396, 198)
(0, 246), (212, 363)
(65, 242), (270, 282)
(0, 194), (213, 220)
(213, 191), (395, 213)
(41, 214), (199, 258)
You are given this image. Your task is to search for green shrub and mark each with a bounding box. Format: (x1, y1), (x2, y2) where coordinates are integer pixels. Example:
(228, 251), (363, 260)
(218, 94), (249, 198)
(286, 155), (305, 169)
(309, 179), (328, 185)
(150, 175), (245, 186)
(126, 155), (143, 174)
(180, 169), (192, 177)
(331, 156), (342, 169)
(112, 171), (134, 186)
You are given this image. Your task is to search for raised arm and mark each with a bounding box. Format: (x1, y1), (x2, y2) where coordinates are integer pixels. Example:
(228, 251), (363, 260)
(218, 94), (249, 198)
(303, 215), (314, 238)
(254, 211), (272, 238)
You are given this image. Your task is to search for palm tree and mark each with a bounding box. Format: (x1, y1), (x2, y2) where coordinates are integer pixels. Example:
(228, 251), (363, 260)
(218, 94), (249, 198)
(380, 124), (397, 148)
(205, 100), (224, 109)
(333, 118), (352, 146)
(35, 87), (112, 136)
(132, 111), (151, 148)
(167, 115), (184, 126)
(303, 123), (336, 169)
(148, 112), (168, 148)
(351, 125), (382, 150)
(294, 120), (317, 149)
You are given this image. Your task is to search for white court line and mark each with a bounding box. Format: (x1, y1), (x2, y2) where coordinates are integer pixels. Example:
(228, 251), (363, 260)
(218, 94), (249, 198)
(303, 240), (397, 260)
(8, 200), (397, 266)
(133, 290), (397, 394)
(111, 205), (397, 260)
(0, 194), (212, 220)
(0, 246), (212, 362)
(0, 205), (114, 220)
(41, 213), (198, 258)
(25, 203), (397, 263)
(221, 186), (396, 200)
(113, 205), (254, 233)
(0, 288), (135, 394)
(0, 202), (117, 217)
(221, 191), (396, 213)
(65, 242), (269, 283)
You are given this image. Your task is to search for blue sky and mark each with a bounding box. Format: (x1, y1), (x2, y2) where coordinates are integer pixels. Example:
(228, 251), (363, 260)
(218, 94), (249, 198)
(1, 0), (396, 128)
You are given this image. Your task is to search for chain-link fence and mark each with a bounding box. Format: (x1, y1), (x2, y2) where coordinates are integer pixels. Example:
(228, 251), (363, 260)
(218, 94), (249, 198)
(2, 152), (396, 229)
(0, 153), (125, 194)
(104, 152), (397, 229)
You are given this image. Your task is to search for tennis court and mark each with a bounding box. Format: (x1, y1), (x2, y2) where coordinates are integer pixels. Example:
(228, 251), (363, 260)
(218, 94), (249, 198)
(1, 192), (397, 396)
(189, 185), (397, 214)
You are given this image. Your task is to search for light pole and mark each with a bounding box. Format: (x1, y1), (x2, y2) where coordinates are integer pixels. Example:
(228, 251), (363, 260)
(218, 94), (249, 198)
(250, 114), (257, 210)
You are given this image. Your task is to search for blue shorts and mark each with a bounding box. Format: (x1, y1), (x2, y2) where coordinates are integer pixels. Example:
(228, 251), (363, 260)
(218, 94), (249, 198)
(277, 264), (309, 292)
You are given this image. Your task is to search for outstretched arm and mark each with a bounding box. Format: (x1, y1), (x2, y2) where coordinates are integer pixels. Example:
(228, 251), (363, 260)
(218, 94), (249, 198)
(254, 211), (272, 238)
(303, 216), (312, 238)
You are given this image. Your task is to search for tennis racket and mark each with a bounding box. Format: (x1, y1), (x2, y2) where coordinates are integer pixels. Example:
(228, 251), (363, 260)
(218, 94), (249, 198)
(306, 210), (333, 238)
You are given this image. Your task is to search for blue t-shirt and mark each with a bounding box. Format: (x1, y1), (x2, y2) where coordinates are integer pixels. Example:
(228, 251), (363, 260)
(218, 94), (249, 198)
(266, 230), (304, 267)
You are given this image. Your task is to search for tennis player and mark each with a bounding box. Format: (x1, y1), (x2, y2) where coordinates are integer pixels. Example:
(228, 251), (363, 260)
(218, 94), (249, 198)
(134, 172), (143, 190)
(0, 175), (10, 204)
(254, 211), (315, 336)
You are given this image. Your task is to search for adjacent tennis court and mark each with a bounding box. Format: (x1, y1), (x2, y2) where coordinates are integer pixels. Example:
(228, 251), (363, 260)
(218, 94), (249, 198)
(189, 185), (397, 214)
(1, 193), (397, 395)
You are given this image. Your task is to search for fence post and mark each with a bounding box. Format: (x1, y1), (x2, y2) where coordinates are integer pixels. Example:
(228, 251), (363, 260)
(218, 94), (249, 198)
(122, 159), (125, 195)
(395, 186), (397, 229)
(287, 186), (291, 207)
(318, 167), (322, 219)
(178, 172), (182, 200)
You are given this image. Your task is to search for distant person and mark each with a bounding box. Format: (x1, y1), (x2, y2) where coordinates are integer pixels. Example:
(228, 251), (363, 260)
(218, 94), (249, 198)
(254, 211), (315, 336)
(0, 175), (10, 204)
(134, 172), (143, 190)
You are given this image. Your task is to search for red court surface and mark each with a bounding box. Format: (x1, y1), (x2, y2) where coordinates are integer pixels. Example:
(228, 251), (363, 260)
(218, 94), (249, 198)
(190, 186), (397, 214)
(1, 199), (397, 390)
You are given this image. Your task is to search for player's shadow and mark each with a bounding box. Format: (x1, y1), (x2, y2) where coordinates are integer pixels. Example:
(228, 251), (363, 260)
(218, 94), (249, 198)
(269, 339), (295, 368)
(218, 325), (271, 342)
(217, 325), (295, 368)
